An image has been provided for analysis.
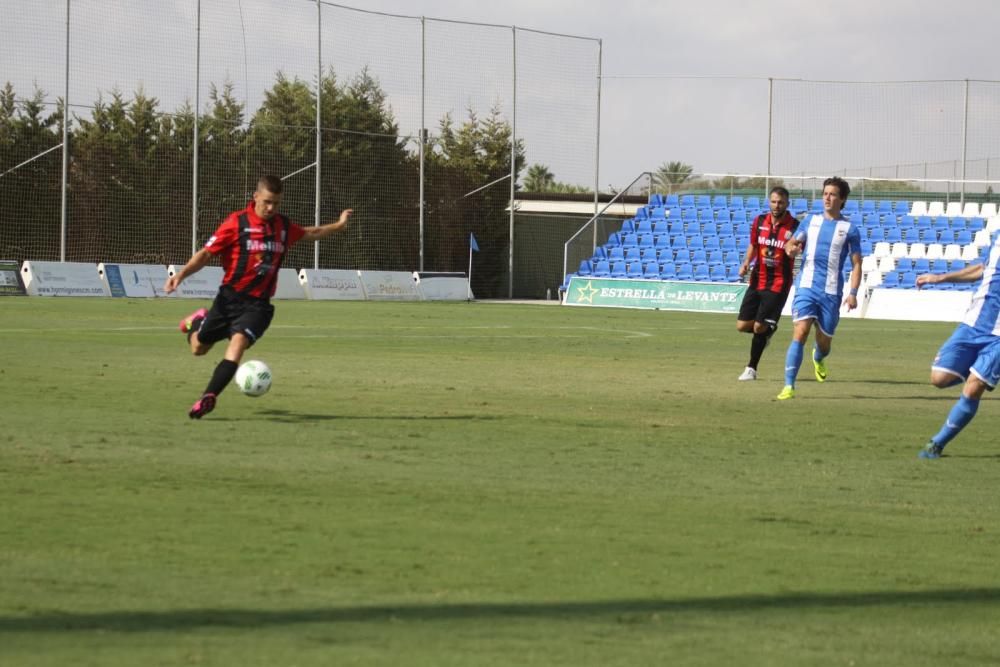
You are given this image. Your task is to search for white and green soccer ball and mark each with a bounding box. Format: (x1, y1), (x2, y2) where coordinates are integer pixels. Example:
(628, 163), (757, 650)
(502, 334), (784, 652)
(235, 360), (272, 397)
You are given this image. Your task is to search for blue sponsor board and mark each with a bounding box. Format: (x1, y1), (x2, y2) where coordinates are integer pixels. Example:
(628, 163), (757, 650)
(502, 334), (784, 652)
(103, 264), (128, 297)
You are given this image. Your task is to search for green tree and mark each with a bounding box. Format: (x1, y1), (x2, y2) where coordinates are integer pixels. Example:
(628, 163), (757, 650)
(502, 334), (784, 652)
(654, 161), (694, 190)
(522, 163), (555, 192)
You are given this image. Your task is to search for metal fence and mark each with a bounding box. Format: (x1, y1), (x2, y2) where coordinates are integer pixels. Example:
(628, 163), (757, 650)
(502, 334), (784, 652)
(0, 0), (601, 298)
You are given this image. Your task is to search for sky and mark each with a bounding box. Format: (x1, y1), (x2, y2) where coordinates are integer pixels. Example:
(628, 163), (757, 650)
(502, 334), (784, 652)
(4, 0), (1000, 191)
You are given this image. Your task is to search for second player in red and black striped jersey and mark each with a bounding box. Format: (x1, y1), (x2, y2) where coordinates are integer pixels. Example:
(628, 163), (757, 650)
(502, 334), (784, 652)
(746, 210), (799, 293)
(204, 201), (308, 300)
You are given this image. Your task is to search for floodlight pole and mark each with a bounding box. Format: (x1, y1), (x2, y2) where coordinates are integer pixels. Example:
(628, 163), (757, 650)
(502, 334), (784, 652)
(60, 0), (70, 262)
(594, 39), (602, 218)
(192, 0), (201, 256)
(765, 77), (773, 198)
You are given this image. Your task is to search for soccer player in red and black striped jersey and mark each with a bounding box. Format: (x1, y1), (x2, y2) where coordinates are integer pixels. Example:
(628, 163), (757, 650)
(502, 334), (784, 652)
(165, 175), (353, 418)
(735, 186), (798, 381)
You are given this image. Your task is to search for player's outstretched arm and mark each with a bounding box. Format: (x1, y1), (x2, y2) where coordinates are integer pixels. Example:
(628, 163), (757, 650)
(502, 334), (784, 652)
(165, 248), (213, 294)
(916, 262), (984, 289)
(785, 236), (803, 259)
(301, 209), (353, 241)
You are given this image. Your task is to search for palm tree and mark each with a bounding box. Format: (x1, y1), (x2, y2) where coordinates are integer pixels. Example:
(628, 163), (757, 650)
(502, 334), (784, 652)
(522, 163), (555, 192)
(654, 161), (694, 190)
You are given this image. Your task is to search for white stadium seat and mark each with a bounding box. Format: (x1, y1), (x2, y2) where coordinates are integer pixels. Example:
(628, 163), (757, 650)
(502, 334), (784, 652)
(925, 243), (945, 260)
(961, 244), (981, 261)
(891, 242), (909, 259)
(945, 202), (963, 217)
(987, 217), (1000, 233)
(861, 255), (879, 272)
(974, 229), (991, 247)
(873, 241), (892, 258)
(907, 242), (927, 259)
(943, 244), (963, 260)
(865, 270), (883, 287)
(962, 202), (981, 218)
(927, 201), (946, 217)
(910, 201), (928, 216)
(877, 255), (895, 272)
(980, 203), (998, 218)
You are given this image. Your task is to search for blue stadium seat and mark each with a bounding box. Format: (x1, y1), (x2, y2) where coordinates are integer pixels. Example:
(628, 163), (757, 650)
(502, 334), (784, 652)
(881, 272), (900, 288)
(913, 258), (930, 272)
(709, 264), (728, 281)
(577, 259), (593, 276)
(624, 247), (642, 263)
(651, 220), (669, 236)
(885, 228), (903, 243)
(634, 207), (649, 220)
(863, 213), (879, 226)
(810, 199), (823, 214)
(640, 247), (659, 263)
(681, 207), (697, 221)
(724, 250), (742, 265)
(703, 236), (721, 251)
(649, 194), (664, 207)
(620, 219), (635, 235)
(843, 200), (859, 213)
(659, 262), (677, 279)
(642, 261), (661, 279)
(668, 220), (684, 235)
(878, 200), (893, 214)
(969, 217), (986, 233)
(592, 246), (607, 261)
(696, 195), (711, 208)
(712, 195), (728, 209)
(720, 236), (738, 251)
(861, 200), (876, 213)
(626, 261), (643, 279)
(687, 236), (705, 251)
(897, 215), (915, 229)
(861, 240), (873, 256)
(692, 263), (710, 281)
(610, 261), (627, 278)
(948, 260), (967, 272)
(868, 227), (887, 242)
(730, 196), (745, 209)
(894, 200), (911, 215)
(665, 194), (680, 208)
(636, 219), (654, 234)
(956, 230), (973, 245)
(930, 259), (949, 272)
(902, 228), (920, 244)
(649, 207), (667, 220)
(622, 233), (638, 248)
(714, 208), (732, 222)
(895, 258), (914, 273)
(675, 263), (694, 280)
(607, 232), (622, 247)
(790, 198), (808, 215)
(707, 249), (724, 265)
(654, 235), (671, 252)
(697, 207), (714, 222)
(593, 260), (611, 277)
(899, 271), (917, 289)
(918, 228), (938, 243)
(638, 233), (654, 248)
(937, 229), (956, 245)
(690, 249), (708, 264)
(608, 246), (625, 261)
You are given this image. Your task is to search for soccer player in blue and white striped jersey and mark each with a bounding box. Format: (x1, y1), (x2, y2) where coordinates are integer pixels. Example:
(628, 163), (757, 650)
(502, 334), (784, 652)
(775, 177), (863, 400)
(914, 240), (1000, 458)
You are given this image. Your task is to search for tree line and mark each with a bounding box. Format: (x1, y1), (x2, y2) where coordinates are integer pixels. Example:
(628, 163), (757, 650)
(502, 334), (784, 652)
(0, 69), (525, 297)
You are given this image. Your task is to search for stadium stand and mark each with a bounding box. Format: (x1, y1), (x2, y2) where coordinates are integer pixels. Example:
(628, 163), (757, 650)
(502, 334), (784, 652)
(560, 196), (996, 293)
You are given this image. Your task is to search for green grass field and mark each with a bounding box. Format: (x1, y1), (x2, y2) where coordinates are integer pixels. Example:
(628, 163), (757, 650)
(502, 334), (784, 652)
(2, 298), (999, 666)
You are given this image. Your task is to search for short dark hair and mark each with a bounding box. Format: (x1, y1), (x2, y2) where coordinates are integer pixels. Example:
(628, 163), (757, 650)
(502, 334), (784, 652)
(769, 186), (790, 200)
(257, 174), (284, 195)
(823, 176), (850, 201)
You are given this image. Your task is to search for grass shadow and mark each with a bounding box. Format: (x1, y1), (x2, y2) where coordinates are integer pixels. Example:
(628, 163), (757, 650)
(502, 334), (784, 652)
(3, 588), (1000, 633)
(211, 409), (503, 423)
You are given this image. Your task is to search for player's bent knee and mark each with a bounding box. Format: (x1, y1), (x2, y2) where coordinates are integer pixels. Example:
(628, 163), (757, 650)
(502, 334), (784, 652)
(930, 371), (960, 388)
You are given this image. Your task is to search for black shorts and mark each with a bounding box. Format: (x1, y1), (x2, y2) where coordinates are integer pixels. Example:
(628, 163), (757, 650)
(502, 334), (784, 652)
(198, 285), (275, 347)
(738, 287), (790, 327)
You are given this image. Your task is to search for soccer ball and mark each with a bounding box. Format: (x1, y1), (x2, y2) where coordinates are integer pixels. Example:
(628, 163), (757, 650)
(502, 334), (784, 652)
(235, 360), (272, 397)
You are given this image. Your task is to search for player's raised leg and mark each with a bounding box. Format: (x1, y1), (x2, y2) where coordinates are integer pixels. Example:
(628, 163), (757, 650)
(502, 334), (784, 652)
(189, 333), (251, 419)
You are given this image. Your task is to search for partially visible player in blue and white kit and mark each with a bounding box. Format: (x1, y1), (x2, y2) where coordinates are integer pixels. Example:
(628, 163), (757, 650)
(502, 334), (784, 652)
(914, 242), (999, 458)
(775, 177), (862, 400)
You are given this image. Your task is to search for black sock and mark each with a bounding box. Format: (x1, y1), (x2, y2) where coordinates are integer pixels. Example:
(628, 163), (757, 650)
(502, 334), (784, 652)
(186, 316), (205, 344)
(204, 359), (238, 396)
(748, 332), (770, 369)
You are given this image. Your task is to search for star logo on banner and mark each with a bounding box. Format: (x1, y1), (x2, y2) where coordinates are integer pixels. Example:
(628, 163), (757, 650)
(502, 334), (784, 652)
(576, 280), (598, 304)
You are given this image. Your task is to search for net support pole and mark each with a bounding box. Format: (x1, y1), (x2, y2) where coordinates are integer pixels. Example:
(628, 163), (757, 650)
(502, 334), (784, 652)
(192, 0), (201, 256)
(315, 0), (322, 269)
(419, 17), (426, 272)
(765, 77), (773, 198)
(508, 26), (517, 299)
(594, 39), (602, 218)
(960, 78), (969, 206)
(60, 0), (70, 262)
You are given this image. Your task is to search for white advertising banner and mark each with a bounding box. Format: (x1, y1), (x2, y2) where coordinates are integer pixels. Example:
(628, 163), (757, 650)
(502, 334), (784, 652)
(21, 261), (109, 297)
(272, 267), (307, 299)
(299, 269), (368, 300)
(358, 270), (421, 301)
(167, 265), (224, 299)
(414, 272), (472, 301)
(98, 263), (172, 298)
(865, 288), (972, 322)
